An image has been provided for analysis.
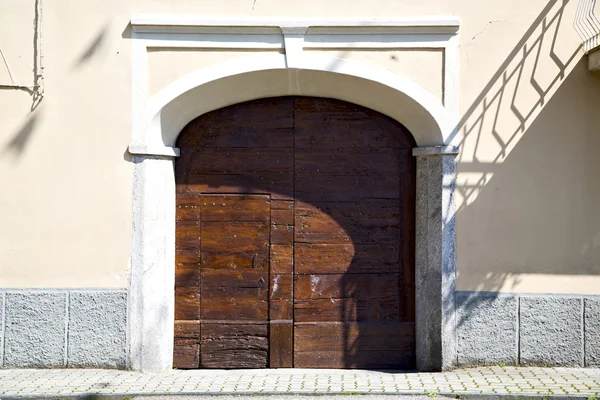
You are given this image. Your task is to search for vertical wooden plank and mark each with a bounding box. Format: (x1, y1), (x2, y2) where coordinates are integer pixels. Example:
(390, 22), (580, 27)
(270, 322), (293, 368)
(270, 199), (294, 367)
(398, 148), (416, 322)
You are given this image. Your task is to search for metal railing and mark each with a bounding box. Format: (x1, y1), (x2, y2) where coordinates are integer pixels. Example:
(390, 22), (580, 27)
(575, 0), (600, 53)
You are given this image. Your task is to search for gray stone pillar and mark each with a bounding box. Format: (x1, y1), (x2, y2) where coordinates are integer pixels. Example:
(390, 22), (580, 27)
(413, 145), (459, 371)
(129, 155), (176, 373)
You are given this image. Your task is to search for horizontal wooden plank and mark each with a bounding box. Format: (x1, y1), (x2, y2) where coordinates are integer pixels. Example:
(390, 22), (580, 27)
(271, 199), (294, 210)
(174, 286), (200, 320)
(200, 269), (268, 320)
(270, 245), (293, 274)
(271, 209), (294, 225)
(294, 201), (400, 244)
(200, 297), (268, 321)
(200, 250), (269, 270)
(174, 320), (200, 338)
(293, 321), (415, 352)
(295, 148), (400, 176)
(200, 222), (269, 253)
(198, 127), (295, 148)
(176, 204), (201, 222)
(175, 221), (200, 251)
(294, 175), (399, 202)
(173, 342), (199, 369)
(200, 269), (269, 288)
(293, 349), (414, 369)
(175, 260), (200, 287)
(270, 224), (294, 245)
(294, 297), (400, 322)
(187, 174), (293, 200)
(295, 244), (400, 274)
(200, 323), (268, 368)
(191, 148), (293, 175)
(294, 103), (394, 149)
(201, 194), (270, 222)
(294, 274), (399, 300)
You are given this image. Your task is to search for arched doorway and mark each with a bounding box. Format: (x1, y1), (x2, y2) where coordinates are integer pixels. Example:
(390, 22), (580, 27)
(173, 96), (416, 369)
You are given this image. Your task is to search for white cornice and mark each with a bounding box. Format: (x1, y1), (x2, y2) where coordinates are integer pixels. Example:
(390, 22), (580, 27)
(130, 15), (460, 34)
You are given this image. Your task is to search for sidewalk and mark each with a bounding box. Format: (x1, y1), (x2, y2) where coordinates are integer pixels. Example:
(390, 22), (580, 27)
(1, 366), (600, 399)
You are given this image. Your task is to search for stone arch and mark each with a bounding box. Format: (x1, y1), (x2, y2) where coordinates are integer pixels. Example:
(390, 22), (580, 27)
(130, 53), (451, 157)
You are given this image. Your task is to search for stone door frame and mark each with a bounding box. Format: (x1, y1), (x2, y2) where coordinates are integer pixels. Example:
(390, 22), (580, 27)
(128, 15), (460, 372)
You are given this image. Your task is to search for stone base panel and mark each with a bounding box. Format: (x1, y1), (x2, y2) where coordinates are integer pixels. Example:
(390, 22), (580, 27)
(0, 290), (127, 369)
(457, 291), (600, 368)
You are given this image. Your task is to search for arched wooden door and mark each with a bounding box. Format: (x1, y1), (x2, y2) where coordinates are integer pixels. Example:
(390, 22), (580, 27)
(174, 97), (416, 369)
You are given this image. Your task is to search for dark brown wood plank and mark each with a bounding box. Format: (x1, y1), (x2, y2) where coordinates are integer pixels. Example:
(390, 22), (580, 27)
(200, 269), (268, 321)
(270, 223), (293, 245)
(175, 221), (200, 251)
(294, 175), (400, 202)
(294, 201), (400, 245)
(271, 209), (294, 225)
(200, 195), (270, 222)
(270, 274), (292, 301)
(294, 274), (399, 300)
(398, 151), (416, 322)
(294, 297), (400, 322)
(173, 340), (200, 369)
(191, 148), (293, 175)
(294, 322), (415, 368)
(201, 323), (268, 368)
(175, 256), (200, 287)
(174, 320), (200, 338)
(200, 222), (269, 253)
(293, 349), (414, 369)
(295, 148), (400, 176)
(187, 174), (294, 200)
(294, 243), (400, 274)
(199, 127), (294, 149)
(176, 192), (201, 222)
(294, 98), (394, 149)
(271, 199), (294, 210)
(270, 321), (293, 368)
(174, 286), (200, 320)
(269, 299), (293, 320)
(200, 251), (269, 270)
(270, 245), (293, 274)
(293, 321), (414, 351)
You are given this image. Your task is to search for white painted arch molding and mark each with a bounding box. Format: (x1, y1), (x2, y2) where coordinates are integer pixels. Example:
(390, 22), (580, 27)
(129, 15), (460, 156)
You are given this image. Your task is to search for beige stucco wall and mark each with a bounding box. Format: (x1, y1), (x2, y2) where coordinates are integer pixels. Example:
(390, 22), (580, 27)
(1, 0), (599, 293)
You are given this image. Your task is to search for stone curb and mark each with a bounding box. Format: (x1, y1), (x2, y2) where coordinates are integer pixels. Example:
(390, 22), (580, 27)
(0, 393), (595, 400)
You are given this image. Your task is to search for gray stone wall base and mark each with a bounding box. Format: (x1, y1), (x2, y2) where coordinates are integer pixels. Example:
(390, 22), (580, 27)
(0, 290), (127, 369)
(585, 298), (600, 366)
(3, 292), (67, 367)
(456, 292), (518, 366)
(520, 297), (583, 366)
(457, 292), (597, 367)
(67, 292), (127, 368)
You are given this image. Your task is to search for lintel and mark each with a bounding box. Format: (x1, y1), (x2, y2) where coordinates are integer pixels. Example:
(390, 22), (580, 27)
(131, 15), (460, 34)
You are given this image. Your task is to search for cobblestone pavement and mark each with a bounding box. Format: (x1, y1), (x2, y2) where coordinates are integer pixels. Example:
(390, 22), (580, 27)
(1, 367), (600, 398)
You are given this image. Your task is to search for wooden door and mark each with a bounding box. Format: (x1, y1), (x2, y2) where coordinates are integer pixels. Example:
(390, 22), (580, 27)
(174, 97), (415, 369)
